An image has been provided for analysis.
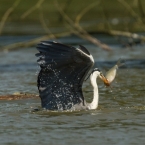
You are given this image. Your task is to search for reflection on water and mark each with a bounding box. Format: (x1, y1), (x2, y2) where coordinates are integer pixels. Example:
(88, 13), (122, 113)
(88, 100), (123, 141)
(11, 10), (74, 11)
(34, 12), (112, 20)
(0, 37), (145, 144)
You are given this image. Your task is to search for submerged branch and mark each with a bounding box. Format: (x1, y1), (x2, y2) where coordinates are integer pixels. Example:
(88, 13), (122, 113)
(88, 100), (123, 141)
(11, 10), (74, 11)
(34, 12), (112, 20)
(109, 30), (145, 41)
(72, 29), (111, 51)
(1, 32), (70, 51)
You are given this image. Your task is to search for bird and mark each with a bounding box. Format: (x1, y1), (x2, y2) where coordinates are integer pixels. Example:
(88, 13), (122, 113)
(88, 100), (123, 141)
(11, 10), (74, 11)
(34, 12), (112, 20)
(36, 41), (108, 111)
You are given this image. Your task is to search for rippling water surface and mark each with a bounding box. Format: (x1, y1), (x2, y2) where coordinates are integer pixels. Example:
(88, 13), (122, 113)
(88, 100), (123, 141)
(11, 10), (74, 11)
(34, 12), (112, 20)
(0, 36), (145, 145)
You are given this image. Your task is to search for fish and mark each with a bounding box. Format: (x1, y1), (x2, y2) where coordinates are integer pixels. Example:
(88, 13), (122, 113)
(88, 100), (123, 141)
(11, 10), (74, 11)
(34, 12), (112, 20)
(104, 58), (124, 86)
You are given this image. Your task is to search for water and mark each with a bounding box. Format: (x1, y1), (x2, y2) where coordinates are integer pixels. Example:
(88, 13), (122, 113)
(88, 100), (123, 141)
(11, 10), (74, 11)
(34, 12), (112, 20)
(0, 36), (145, 145)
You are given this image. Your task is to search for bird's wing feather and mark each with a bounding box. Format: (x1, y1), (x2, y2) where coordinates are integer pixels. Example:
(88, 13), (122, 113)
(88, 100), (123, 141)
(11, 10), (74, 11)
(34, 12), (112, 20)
(36, 41), (94, 110)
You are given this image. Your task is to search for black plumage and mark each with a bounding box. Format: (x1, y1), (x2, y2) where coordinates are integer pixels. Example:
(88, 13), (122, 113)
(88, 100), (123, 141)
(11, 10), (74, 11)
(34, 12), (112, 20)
(36, 41), (94, 110)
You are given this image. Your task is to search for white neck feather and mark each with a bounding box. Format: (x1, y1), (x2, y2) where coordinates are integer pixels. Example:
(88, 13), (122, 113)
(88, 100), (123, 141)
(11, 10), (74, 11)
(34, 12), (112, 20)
(88, 72), (99, 110)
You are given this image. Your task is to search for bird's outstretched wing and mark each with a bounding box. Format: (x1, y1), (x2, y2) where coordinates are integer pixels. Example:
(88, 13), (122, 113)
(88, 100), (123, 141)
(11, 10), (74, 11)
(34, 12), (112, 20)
(36, 41), (94, 110)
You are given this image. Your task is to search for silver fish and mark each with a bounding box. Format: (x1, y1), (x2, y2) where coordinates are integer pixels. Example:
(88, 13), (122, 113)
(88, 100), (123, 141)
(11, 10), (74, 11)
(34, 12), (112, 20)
(104, 58), (124, 86)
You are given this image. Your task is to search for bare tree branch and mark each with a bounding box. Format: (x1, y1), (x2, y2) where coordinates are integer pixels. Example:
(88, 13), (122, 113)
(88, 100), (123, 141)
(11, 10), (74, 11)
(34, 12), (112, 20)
(118, 0), (145, 29)
(0, 0), (20, 35)
(138, 0), (145, 24)
(75, 1), (100, 25)
(54, 0), (111, 51)
(39, 10), (56, 38)
(109, 30), (145, 41)
(1, 32), (70, 52)
(21, 0), (44, 19)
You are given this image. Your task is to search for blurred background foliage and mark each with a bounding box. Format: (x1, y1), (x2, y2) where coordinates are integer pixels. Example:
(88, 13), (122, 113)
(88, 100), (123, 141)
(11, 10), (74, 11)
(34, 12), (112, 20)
(0, 0), (145, 50)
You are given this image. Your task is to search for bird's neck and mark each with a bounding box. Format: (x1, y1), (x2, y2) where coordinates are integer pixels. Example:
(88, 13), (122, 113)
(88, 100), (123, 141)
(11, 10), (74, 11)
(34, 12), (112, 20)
(88, 73), (99, 110)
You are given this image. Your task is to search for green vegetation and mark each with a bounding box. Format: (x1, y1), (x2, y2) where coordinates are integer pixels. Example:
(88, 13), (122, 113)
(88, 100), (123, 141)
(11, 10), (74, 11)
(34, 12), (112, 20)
(0, 0), (145, 35)
(1, 0), (145, 51)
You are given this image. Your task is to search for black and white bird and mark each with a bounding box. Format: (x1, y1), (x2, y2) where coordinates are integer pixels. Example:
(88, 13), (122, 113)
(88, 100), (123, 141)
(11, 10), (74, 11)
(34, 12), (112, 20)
(36, 41), (108, 111)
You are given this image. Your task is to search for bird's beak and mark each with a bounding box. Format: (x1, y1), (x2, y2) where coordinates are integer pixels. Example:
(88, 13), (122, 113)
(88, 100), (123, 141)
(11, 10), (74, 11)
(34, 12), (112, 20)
(99, 72), (110, 86)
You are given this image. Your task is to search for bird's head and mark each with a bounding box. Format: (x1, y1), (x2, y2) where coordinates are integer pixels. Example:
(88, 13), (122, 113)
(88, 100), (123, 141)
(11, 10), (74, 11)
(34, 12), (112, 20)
(91, 68), (110, 86)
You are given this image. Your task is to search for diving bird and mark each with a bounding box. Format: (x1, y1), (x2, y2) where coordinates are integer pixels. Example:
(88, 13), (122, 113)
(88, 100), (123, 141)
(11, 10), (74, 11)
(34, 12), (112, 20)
(36, 41), (108, 111)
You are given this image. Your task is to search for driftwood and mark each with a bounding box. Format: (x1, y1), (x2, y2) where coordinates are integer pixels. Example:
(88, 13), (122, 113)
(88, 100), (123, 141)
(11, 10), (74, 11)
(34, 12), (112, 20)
(0, 93), (39, 100)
